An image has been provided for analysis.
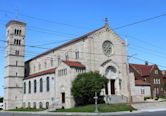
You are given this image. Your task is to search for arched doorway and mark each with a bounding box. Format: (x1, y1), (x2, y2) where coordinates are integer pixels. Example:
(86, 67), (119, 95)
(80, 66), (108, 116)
(105, 66), (117, 95)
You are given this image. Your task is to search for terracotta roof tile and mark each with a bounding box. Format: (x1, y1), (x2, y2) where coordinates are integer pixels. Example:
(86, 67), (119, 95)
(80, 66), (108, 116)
(130, 64), (154, 76)
(63, 60), (85, 68)
(135, 80), (151, 86)
(25, 68), (56, 80)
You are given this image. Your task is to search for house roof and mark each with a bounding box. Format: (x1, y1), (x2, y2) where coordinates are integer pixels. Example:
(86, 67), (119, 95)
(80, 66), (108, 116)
(135, 80), (151, 86)
(26, 25), (107, 63)
(62, 60), (85, 68)
(130, 64), (154, 76)
(24, 68), (56, 80)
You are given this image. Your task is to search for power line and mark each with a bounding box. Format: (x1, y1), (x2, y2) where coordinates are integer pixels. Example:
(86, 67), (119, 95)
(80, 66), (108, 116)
(0, 9), (92, 30)
(114, 13), (166, 30)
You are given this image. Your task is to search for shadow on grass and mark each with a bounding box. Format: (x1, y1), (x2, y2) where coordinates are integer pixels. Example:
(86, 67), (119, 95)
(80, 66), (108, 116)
(7, 108), (46, 112)
(55, 103), (136, 112)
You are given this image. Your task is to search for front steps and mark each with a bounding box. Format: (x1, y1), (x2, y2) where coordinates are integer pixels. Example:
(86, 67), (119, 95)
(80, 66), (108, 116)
(104, 95), (128, 104)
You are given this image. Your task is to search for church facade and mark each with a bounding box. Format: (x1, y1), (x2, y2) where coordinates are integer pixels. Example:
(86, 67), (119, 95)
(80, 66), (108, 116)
(3, 20), (130, 110)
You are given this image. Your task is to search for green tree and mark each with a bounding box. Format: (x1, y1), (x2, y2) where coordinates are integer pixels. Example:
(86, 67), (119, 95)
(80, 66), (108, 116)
(71, 71), (108, 106)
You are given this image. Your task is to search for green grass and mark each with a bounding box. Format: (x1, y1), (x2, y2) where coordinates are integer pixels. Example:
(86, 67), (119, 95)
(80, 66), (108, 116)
(55, 103), (136, 112)
(7, 108), (46, 112)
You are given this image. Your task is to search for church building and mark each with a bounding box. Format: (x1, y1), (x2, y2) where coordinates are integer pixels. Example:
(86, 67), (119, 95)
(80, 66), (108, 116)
(3, 19), (130, 110)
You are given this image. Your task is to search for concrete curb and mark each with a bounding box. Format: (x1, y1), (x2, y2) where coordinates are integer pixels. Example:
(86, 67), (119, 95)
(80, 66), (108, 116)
(1, 108), (166, 116)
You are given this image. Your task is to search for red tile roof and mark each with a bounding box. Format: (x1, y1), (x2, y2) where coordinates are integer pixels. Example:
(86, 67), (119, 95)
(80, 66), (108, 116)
(135, 80), (151, 86)
(63, 60), (85, 68)
(130, 64), (154, 76)
(25, 68), (56, 80)
(26, 25), (107, 63)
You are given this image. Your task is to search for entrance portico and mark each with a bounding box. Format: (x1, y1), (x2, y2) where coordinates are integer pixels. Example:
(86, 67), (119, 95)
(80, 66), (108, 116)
(100, 60), (121, 96)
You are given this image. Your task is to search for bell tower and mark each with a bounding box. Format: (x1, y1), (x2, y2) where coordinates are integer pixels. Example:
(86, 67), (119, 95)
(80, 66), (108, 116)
(4, 20), (26, 110)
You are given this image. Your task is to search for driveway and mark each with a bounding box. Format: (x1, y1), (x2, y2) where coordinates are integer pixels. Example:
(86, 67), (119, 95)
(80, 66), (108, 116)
(132, 102), (166, 111)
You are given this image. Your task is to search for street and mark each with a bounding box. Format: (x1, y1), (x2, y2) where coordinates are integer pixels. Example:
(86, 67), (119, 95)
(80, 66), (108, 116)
(0, 110), (166, 116)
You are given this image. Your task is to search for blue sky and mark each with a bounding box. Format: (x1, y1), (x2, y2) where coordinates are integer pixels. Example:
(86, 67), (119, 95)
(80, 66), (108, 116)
(0, 0), (166, 96)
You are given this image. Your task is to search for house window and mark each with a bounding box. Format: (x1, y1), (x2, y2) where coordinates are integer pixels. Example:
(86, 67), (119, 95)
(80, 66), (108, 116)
(159, 79), (160, 84)
(143, 78), (146, 81)
(34, 80), (37, 93)
(153, 78), (156, 84)
(155, 70), (158, 74)
(141, 88), (145, 94)
(28, 81), (31, 93)
(24, 82), (26, 94)
(40, 78), (43, 92)
(75, 51), (79, 59)
(46, 77), (50, 92)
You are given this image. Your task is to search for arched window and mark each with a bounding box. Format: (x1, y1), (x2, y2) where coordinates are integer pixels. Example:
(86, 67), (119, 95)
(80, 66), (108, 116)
(19, 30), (21, 35)
(39, 102), (42, 108)
(46, 77), (50, 92)
(24, 82), (26, 94)
(28, 81), (31, 93)
(33, 102), (36, 109)
(40, 78), (43, 92)
(46, 102), (49, 109)
(34, 80), (37, 93)
(14, 29), (17, 35)
(23, 102), (26, 108)
(28, 102), (31, 108)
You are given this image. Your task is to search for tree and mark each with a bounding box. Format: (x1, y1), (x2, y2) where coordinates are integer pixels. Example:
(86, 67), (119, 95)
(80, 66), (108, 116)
(71, 71), (108, 106)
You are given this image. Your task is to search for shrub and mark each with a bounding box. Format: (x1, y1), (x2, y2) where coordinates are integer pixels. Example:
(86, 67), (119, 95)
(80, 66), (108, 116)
(71, 71), (108, 106)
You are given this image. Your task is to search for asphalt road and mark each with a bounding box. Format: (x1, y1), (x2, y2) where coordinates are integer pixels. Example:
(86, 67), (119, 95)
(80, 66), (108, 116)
(0, 111), (166, 116)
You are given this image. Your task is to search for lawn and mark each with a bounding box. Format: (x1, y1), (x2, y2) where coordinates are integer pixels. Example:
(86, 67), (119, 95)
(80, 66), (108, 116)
(7, 108), (45, 112)
(56, 103), (136, 112)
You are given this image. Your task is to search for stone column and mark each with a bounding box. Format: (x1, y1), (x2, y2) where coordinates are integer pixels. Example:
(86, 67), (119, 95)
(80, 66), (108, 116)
(115, 78), (120, 95)
(108, 79), (111, 95)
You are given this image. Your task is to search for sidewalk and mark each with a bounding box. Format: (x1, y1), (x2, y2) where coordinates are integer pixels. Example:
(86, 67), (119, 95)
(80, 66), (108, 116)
(132, 101), (166, 112)
(1, 102), (166, 116)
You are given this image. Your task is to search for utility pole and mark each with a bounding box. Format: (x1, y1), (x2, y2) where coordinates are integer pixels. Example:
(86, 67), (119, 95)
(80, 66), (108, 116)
(125, 38), (132, 112)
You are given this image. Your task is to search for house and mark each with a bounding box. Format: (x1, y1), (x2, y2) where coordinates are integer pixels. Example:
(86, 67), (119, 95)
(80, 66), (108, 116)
(129, 63), (164, 98)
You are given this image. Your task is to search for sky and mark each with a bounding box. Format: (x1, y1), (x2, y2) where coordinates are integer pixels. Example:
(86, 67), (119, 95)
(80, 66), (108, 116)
(0, 0), (166, 96)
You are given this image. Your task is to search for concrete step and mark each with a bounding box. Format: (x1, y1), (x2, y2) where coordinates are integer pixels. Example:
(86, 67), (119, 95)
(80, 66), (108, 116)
(104, 95), (128, 104)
